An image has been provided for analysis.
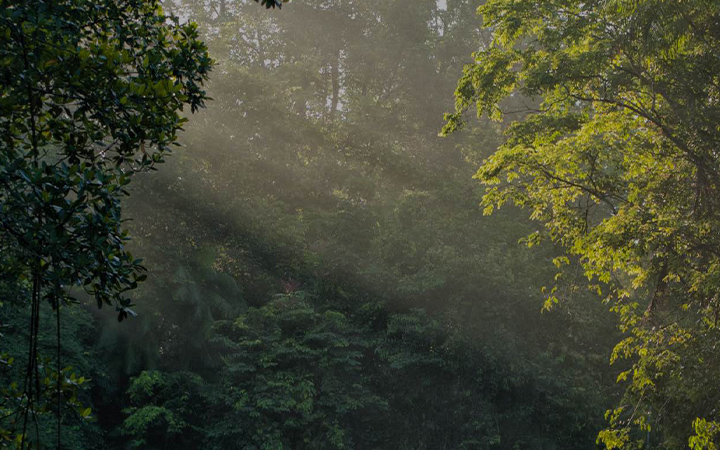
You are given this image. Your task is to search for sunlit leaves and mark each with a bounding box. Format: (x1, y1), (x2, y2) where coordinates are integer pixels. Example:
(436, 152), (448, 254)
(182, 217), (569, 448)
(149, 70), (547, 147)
(444, 0), (720, 447)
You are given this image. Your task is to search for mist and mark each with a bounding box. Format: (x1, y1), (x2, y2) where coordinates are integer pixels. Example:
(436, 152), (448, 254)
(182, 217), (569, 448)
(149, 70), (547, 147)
(116, 1), (618, 447)
(12, 0), (718, 448)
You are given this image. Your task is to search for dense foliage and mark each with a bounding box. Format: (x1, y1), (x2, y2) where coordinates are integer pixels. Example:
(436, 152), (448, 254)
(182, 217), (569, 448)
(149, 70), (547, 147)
(106, 0), (616, 447)
(9, 0), (719, 449)
(0, 0), (211, 446)
(444, 0), (720, 448)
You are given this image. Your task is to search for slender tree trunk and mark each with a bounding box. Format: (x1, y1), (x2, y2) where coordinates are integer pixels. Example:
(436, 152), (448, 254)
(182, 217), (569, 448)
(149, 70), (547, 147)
(256, 28), (265, 68)
(330, 47), (340, 120)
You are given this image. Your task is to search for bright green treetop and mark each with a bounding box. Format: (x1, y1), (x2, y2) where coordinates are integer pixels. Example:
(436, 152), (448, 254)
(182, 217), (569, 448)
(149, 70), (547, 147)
(444, 1), (720, 448)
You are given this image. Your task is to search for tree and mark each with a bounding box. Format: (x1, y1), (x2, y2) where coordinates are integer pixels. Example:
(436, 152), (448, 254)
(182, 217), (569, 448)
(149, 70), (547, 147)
(443, 0), (720, 447)
(123, 292), (604, 449)
(107, 0), (616, 446)
(0, 0), (624, 446)
(0, 0), (211, 445)
(121, 370), (208, 449)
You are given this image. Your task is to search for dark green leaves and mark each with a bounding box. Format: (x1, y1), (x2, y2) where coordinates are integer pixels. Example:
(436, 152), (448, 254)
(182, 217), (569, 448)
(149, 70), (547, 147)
(253, 0), (286, 9)
(0, 0), (212, 311)
(0, 0), (211, 443)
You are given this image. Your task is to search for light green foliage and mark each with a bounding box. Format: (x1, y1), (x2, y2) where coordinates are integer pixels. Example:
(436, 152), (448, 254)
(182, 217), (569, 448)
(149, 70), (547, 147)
(690, 419), (720, 450)
(444, 0), (720, 447)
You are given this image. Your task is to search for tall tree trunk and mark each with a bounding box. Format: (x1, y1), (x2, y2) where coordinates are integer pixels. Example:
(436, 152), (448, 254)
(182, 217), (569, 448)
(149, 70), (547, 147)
(256, 28), (265, 68)
(330, 47), (340, 120)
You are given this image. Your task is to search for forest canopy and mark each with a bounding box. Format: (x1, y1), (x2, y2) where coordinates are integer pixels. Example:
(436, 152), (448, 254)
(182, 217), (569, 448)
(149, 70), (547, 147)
(1, 0), (719, 449)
